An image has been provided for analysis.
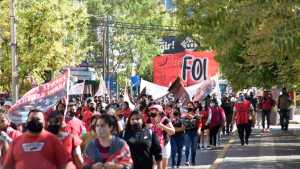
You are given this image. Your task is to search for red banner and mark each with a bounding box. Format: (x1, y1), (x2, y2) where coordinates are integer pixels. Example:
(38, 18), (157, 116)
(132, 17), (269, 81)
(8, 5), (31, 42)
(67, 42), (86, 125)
(8, 70), (70, 124)
(153, 50), (218, 87)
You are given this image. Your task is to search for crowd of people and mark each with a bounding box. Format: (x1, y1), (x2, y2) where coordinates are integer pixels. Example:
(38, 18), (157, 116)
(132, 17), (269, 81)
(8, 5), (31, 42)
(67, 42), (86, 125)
(0, 87), (292, 169)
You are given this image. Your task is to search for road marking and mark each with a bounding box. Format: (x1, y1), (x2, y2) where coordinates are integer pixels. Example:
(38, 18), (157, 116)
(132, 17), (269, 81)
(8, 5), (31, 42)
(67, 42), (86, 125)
(208, 134), (236, 169)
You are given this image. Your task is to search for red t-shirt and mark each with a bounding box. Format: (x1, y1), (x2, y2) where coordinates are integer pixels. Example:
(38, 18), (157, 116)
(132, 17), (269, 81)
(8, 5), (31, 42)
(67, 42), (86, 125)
(58, 132), (82, 158)
(0, 127), (22, 163)
(66, 117), (86, 137)
(82, 110), (93, 131)
(122, 108), (132, 119)
(3, 130), (71, 169)
(6, 127), (22, 140)
(234, 100), (251, 125)
(260, 99), (275, 111)
(199, 110), (209, 129)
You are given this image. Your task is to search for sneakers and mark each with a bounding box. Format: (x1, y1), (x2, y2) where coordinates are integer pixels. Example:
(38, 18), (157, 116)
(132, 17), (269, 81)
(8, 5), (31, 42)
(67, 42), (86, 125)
(184, 162), (190, 166)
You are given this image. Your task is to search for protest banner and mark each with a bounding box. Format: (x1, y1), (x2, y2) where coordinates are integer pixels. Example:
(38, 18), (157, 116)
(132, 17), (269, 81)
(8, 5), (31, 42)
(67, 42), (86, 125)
(8, 70), (70, 124)
(153, 50), (218, 87)
(69, 82), (85, 95)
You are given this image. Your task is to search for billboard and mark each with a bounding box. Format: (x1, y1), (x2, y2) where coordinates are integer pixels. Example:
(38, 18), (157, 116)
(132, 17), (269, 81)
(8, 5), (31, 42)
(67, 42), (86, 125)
(153, 50), (218, 87)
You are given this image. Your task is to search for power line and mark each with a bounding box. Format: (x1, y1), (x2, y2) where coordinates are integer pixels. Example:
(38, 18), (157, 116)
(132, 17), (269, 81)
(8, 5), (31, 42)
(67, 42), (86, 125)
(89, 14), (178, 32)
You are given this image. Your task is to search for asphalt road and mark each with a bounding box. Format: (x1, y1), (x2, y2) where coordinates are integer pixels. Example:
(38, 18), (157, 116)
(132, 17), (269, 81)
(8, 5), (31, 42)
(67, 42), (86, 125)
(170, 125), (300, 169)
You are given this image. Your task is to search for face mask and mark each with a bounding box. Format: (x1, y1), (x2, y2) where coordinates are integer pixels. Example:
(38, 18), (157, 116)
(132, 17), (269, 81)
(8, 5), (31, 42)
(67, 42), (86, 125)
(26, 119), (43, 133)
(47, 124), (60, 135)
(90, 107), (95, 112)
(69, 111), (76, 117)
(210, 103), (216, 107)
(187, 108), (194, 112)
(173, 112), (180, 116)
(239, 96), (245, 101)
(96, 127), (110, 138)
(131, 123), (142, 131)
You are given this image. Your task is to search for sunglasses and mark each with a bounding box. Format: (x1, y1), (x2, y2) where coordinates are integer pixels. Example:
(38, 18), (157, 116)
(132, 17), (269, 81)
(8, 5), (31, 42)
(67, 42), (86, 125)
(150, 113), (158, 118)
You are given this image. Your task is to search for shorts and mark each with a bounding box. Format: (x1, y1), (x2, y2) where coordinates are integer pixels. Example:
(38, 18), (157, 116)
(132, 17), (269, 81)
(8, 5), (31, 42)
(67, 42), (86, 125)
(162, 141), (171, 159)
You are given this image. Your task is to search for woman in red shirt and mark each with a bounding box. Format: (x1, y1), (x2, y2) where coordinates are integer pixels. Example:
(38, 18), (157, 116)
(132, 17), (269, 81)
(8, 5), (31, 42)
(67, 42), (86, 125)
(233, 94), (254, 146)
(199, 101), (212, 149)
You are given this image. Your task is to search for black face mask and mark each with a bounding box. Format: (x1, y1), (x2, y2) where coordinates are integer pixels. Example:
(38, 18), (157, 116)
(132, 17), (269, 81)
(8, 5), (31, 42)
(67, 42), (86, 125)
(131, 123), (142, 131)
(26, 119), (43, 133)
(173, 112), (180, 117)
(188, 108), (194, 112)
(68, 111), (76, 117)
(47, 124), (61, 135)
(90, 107), (95, 112)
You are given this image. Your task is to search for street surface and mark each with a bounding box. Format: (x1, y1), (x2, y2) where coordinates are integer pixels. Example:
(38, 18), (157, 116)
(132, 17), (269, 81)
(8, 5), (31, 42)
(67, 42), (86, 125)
(171, 124), (300, 169)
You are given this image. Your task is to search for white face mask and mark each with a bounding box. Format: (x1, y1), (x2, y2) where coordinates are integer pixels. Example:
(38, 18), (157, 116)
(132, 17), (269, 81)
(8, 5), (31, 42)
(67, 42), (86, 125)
(210, 103), (216, 107)
(95, 127), (111, 138)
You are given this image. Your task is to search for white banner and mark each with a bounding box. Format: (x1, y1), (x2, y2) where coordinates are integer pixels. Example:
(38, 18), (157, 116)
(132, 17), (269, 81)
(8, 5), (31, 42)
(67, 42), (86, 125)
(69, 82), (85, 95)
(95, 76), (108, 96)
(140, 79), (169, 100)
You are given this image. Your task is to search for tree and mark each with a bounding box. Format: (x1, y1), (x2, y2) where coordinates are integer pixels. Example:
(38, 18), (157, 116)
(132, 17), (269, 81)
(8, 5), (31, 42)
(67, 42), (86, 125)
(176, 0), (300, 90)
(85, 0), (175, 87)
(0, 0), (89, 94)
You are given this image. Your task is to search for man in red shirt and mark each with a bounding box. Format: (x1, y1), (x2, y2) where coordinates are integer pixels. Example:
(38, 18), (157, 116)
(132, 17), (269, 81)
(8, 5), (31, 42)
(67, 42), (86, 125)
(232, 94), (254, 146)
(47, 111), (84, 169)
(65, 105), (87, 137)
(3, 109), (73, 169)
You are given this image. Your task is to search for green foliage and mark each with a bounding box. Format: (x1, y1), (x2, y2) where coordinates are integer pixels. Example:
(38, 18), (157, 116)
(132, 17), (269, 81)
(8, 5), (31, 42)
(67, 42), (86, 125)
(85, 0), (175, 87)
(176, 0), (300, 90)
(0, 0), (89, 94)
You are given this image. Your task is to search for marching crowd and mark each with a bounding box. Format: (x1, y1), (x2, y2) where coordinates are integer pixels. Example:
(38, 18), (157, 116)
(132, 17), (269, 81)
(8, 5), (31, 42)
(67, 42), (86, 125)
(0, 88), (292, 169)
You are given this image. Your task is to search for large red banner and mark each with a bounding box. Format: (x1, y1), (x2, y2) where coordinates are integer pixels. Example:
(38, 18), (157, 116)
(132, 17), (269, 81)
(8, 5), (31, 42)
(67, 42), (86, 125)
(153, 50), (218, 87)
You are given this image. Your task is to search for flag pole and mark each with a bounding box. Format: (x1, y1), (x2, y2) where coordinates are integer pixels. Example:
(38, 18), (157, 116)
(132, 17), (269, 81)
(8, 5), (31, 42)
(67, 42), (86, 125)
(64, 68), (71, 120)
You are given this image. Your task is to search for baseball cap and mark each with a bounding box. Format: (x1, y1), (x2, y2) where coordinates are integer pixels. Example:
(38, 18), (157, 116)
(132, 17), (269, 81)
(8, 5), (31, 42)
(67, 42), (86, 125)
(149, 104), (164, 113)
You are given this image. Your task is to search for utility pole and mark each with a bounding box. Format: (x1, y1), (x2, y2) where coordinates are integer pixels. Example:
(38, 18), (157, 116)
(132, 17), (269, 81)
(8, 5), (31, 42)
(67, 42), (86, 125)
(9, 0), (18, 103)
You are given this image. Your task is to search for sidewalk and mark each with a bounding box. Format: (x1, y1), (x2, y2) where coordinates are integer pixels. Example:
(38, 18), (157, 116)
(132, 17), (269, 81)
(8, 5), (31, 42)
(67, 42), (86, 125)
(290, 114), (300, 124)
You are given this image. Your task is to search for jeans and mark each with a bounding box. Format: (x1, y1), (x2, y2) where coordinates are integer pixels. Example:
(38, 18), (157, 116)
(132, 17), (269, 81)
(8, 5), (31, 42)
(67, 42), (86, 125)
(209, 125), (221, 146)
(262, 109), (271, 129)
(237, 122), (252, 145)
(171, 134), (184, 167)
(279, 109), (290, 130)
(185, 130), (199, 165)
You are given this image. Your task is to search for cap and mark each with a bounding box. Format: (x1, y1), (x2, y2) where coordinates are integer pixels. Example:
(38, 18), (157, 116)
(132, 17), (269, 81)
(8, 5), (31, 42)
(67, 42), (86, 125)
(4, 101), (12, 107)
(149, 104), (164, 113)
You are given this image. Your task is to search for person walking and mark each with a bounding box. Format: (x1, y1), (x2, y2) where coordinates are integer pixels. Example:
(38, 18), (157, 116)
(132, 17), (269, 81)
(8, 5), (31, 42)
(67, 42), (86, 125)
(232, 94), (254, 146)
(209, 99), (225, 148)
(182, 102), (200, 166)
(221, 96), (233, 134)
(199, 101), (211, 149)
(278, 88), (292, 131)
(259, 92), (275, 132)
(122, 110), (162, 169)
(3, 109), (73, 169)
(169, 107), (185, 168)
(149, 104), (175, 169)
(83, 114), (133, 169)
(47, 111), (84, 169)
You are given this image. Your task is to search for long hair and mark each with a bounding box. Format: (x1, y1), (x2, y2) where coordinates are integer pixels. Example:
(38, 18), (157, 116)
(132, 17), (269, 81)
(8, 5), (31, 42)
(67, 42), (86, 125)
(125, 110), (145, 131)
